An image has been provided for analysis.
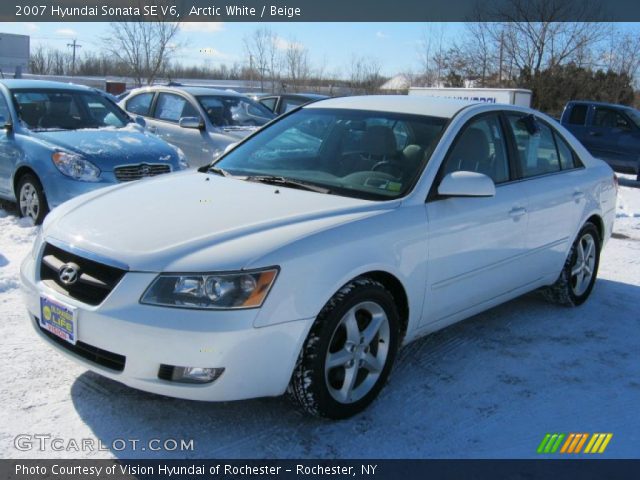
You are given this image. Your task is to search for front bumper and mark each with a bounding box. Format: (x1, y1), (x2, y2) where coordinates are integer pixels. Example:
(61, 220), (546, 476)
(20, 254), (313, 401)
(40, 171), (119, 209)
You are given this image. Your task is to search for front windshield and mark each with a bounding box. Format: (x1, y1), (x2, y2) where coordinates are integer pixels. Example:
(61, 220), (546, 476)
(12, 89), (130, 131)
(197, 95), (275, 128)
(214, 108), (447, 200)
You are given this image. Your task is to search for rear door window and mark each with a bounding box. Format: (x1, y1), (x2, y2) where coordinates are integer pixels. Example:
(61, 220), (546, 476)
(507, 114), (560, 178)
(593, 107), (632, 130)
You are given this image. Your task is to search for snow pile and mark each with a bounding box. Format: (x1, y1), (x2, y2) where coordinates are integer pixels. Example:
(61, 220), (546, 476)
(615, 174), (640, 239)
(0, 209), (37, 294)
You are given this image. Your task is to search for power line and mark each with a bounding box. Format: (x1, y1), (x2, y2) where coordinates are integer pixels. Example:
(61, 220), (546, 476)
(66, 39), (82, 75)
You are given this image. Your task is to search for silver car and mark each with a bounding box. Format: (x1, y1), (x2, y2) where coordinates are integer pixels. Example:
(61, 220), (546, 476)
(119, 86), (276, 167)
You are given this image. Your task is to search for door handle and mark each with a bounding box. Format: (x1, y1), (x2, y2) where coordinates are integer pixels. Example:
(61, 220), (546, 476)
(573, 191), (585, 202)
(508, 207), (527, 219)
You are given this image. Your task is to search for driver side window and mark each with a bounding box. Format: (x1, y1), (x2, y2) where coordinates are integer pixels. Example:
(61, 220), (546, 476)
(442, 114), (510, 184)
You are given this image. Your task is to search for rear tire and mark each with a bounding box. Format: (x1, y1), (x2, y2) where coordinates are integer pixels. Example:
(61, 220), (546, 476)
(541, 222), (601, 306)
(288, 277), (400, 419)
(17, 174), (49, 225)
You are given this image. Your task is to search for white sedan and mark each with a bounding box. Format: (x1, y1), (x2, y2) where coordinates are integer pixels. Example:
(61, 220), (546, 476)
(21, 96), (617, 418)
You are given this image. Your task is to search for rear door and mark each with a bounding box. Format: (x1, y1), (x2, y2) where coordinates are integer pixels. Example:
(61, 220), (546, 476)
(424, 112), (530, 324)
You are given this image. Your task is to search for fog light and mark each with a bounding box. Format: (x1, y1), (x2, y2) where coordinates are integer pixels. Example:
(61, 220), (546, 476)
(159, 365), (225, 384)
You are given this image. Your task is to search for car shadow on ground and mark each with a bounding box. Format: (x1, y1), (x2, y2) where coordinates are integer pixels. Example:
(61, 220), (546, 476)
(70, 278), (640, 459)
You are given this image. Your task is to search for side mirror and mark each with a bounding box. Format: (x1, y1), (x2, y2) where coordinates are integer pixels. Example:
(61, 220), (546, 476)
(134, 116), (146, 128)
(438, 171), (496, 198)
(179, 116), (204, 130)
(0, 115), (12, 131)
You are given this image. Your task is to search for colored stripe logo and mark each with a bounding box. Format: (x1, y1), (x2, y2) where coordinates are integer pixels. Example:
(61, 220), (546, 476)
(537, 433), (612, 454)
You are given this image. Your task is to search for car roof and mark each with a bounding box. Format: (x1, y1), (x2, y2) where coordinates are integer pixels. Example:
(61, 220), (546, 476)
(136, 85), (244, 97)
(568, 100), (633, 109)
(306, 95), (477, 118)
(0, 79), (93, 91)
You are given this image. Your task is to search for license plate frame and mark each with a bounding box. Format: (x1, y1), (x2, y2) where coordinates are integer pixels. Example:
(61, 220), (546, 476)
(39, 296), (77, 345)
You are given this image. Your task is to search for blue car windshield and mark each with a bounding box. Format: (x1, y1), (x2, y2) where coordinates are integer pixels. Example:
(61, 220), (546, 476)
(12, 89), (130, 131)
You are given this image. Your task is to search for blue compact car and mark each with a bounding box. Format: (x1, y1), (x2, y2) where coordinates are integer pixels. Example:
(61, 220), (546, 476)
(0, 80), (188, 224)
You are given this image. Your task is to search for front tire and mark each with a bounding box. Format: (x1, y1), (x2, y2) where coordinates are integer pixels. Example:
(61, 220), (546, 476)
(542, 222), (601, 306)
(288, 278), (400, 419)
(17, 174), (49, 225)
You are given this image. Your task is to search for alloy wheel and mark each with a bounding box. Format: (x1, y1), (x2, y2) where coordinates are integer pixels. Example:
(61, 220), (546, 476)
(324, 301), (390, 404)
(570, 232), (596, 297)
(19, 182), (39, 221)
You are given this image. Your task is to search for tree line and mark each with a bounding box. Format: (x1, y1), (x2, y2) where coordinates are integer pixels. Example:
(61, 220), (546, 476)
(27, 0), (639, 116)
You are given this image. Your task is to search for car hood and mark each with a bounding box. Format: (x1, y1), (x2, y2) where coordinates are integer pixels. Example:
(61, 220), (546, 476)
(33, 127), (178, 171)
(43, 171), (397, 272)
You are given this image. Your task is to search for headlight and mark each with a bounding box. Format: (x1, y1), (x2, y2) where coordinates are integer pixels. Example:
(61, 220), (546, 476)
(51, 151), (101, 182)
(140, 268), (279, 309)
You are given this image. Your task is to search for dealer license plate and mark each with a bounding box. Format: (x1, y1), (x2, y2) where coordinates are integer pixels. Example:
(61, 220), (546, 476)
(39, 296), (77, 345)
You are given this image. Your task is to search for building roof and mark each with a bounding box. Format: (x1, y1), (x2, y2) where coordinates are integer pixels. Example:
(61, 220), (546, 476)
(306, 95), (476, 118)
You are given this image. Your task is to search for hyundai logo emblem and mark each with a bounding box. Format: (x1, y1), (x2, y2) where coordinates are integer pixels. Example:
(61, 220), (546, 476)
(140, 165), (151, 176)
(58, 263), (80, 286)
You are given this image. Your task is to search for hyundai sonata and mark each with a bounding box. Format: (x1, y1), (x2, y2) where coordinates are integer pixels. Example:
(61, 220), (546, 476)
(21, 96), (617, 418)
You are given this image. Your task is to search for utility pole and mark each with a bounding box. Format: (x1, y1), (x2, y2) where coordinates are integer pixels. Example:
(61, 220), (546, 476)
(67, 39), (81, 75)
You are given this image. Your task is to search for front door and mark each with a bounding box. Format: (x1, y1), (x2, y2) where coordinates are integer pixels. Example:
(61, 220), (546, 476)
(424, 113), (530, 324)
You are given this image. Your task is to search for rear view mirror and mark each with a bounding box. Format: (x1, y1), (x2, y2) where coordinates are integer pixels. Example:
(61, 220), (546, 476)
(179, 116), (204, 130)
(438, 171), (496, 198)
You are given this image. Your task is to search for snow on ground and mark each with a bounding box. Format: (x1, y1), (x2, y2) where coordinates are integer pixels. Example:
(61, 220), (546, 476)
(0, 186), (639, 460)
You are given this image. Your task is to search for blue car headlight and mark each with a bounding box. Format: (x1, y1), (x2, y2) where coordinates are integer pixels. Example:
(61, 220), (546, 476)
(51, 151), (101, 182)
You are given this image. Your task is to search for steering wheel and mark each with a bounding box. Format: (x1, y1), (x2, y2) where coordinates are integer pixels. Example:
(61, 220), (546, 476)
(372, 160), (403, 179)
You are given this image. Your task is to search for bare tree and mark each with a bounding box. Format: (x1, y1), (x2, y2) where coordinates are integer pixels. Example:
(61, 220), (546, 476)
(243, 27), (280, 92)
(283, 38), (311, 92)
(492, 0), (609, 76)
(105, 16), (180, 86)
(348, 55), (384, 94)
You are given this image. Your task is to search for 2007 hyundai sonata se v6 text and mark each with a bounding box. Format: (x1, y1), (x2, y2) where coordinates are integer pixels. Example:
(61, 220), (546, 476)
(21, 96), (617, 418)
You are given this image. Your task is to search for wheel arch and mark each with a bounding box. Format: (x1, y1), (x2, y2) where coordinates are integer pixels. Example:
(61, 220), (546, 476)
(585, 213), (604, 244)
(13, 166), (41, 198)
(353, 270), (410, 342)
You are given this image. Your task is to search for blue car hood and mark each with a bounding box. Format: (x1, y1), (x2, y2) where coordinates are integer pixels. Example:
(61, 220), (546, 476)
(34, 128), (178, 172)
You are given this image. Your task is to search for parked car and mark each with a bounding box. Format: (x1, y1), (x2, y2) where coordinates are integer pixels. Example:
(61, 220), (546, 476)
(561, 100), (640, 179)
(119, 86), (276, 167)
(22, 96), (616, 418)
(0, 80), (187, 224)
(249, 93), (329, 115)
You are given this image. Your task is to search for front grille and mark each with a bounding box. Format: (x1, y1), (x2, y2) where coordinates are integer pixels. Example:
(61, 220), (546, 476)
(36, 317), (126, 372)
(39, 243), (126, 306)
(114, 163), (171, 182)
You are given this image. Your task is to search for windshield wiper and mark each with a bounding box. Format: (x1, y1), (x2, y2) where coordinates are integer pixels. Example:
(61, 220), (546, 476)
(208, 166), (233, 177)
(245, 175), (331, 194)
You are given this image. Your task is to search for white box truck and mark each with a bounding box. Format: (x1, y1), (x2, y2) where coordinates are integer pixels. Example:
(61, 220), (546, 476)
(408, 87), (532, 107)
